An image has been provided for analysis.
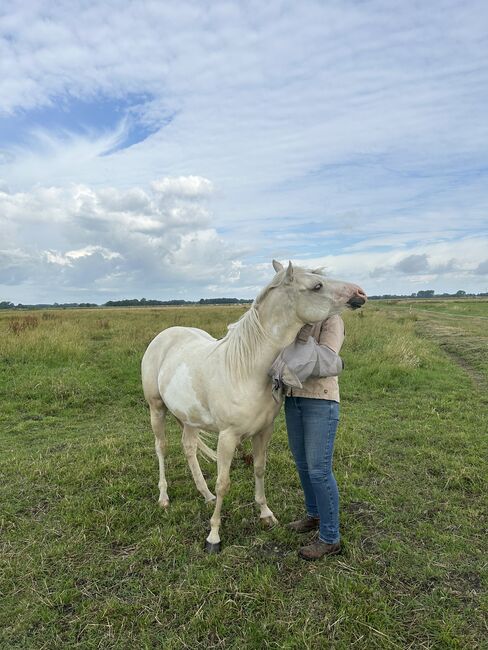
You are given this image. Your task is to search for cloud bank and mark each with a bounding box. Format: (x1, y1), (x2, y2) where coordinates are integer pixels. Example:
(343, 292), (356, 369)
(1, 175), (486, 303)
(0, 176), (251, 302)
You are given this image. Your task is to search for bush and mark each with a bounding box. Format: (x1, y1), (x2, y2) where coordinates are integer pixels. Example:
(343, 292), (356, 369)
(7, 316), (39, 334)
(97, 319), (110, 329)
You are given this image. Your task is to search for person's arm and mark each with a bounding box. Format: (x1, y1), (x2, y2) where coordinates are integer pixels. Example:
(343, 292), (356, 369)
(306, 315), (344, 378)
(268, 316), (345, 393)
(296, 323), (314, 343)
(276, 317), (344, 383)
(318, 315), (345, 354)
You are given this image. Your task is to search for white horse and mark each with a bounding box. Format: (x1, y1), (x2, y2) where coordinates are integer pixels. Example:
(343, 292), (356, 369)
(141, 260), (366, 552)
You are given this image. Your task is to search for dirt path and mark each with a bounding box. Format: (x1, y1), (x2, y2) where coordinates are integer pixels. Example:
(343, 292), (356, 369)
(409, 308), (488, 320)
(416, 317), (487, 390)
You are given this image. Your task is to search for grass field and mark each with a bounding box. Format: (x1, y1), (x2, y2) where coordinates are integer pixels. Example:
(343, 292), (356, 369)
(1, 301), (487, 649)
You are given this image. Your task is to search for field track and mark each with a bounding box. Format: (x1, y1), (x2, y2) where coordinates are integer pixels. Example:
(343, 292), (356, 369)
(1, 301), (487, 649)
(381, 299), (488, 392)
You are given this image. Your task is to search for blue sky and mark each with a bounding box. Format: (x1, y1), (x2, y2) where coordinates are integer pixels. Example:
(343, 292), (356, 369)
(1, 0), (487, 303)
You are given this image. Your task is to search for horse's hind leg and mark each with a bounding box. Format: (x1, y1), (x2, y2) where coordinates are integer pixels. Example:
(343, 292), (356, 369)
(182, 425), (216, 503)
(149, 398), (170, 508)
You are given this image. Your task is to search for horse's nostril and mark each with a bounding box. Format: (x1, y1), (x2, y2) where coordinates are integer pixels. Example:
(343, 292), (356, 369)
(347, 290), (366, 309)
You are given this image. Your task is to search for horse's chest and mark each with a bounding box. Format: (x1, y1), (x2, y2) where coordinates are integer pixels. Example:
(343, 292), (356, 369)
(226, 391), (280, 434)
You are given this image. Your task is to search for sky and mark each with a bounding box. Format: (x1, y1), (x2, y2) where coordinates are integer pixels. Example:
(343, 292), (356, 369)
(1, 0), (487, 304)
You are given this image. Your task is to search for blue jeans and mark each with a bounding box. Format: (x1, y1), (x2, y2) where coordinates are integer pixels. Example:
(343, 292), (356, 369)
(285, 396), (340, 544)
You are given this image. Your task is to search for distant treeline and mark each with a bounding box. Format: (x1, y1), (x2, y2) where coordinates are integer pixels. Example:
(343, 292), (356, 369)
(0, 297), (253, 310)
(104, 298), (252, 307)
(2, 290), (487, 310)
(369, 290), (488, 300)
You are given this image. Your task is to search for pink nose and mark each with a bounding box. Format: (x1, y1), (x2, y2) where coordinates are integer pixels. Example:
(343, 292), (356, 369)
(348, 287), (367, 309)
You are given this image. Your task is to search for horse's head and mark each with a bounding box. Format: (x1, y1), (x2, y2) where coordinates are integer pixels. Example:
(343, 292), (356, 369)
(271, 259), (367, 324)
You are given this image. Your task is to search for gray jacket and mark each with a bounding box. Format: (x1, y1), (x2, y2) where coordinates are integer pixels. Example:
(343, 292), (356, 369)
(269, 318), (344, 402)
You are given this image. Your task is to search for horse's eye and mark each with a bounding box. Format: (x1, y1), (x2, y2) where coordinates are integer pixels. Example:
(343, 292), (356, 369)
(312, 283), (322, 291)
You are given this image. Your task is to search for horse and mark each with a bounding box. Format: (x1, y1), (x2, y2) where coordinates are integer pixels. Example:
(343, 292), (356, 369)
(141, 260), (366, 552)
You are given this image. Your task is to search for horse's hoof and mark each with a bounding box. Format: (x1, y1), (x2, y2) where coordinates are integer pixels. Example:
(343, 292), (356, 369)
(260, 515), (278, 529)
(159, 498), (170, 509)
(205, 494), (216, 504)
(205, 540), (221, 554)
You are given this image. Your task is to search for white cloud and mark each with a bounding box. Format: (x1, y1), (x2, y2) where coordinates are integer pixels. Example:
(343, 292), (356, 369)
(288, 235), (488, 295)
(475, 260), (488, 275)
(44, 245), (122, 266)
(151, 176), (213, 198)
(0, 176), (246, 301)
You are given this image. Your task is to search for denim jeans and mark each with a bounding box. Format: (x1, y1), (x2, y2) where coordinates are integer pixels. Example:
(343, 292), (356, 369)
(285, 396), (340, 544)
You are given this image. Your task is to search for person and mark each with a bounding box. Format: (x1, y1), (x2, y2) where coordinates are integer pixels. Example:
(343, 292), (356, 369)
(270, 315), (345, 560)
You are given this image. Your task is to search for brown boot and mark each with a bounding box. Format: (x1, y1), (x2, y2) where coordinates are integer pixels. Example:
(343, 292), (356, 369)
(287, 516), (320, 533)
(298, 540), (341, 560)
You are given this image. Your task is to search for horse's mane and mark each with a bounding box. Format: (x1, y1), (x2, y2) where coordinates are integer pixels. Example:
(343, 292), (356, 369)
(217, 300), (275, 381)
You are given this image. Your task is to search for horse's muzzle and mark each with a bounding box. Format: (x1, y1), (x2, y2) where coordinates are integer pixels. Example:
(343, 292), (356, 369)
(347, 287), (367, 310)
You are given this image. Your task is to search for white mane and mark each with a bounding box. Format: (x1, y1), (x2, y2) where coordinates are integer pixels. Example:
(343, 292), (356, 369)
(218, 302), (275, 380)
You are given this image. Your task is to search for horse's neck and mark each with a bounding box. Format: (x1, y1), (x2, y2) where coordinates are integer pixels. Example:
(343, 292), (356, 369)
(257, 292), (302, 359)
(232, 291), (302, 381)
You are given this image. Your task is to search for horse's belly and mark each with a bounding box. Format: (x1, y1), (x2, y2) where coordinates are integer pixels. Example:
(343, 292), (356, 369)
(160, 360), (215, 430)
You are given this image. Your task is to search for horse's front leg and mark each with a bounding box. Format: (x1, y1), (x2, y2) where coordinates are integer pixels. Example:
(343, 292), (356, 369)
(205, 430), (239, 554)
(252, 425), (278, 528)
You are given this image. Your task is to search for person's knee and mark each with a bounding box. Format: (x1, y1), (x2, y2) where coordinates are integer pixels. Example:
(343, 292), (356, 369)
(295, 459), (309, 472)
(308, 466), (330, 482)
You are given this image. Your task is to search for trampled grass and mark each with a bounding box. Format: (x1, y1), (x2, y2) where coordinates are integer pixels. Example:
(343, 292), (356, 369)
(382, 298), (488, 318)
(0, 302), (487, 648)
(375, 299), (488, 390)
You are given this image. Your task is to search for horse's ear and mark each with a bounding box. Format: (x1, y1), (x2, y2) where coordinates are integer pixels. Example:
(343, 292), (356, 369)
(312, 266), (325, 275)
(272, 259), (283, 273)
(284, 261), (294, 284)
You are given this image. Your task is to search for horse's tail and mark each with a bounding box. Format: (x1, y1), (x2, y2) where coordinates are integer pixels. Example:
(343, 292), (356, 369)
(196, 431), (217, 462)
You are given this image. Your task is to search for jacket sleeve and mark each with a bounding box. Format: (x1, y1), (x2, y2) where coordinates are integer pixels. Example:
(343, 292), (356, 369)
(273, 317), (344, 385)
(269, 316), (344, 389)
(306, 315), (345, 378)
(318, 315), (345, 354)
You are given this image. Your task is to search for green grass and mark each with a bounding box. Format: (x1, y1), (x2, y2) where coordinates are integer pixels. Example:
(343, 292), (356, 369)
(374, 299), (488, 389)
(1, 303), (487, 649)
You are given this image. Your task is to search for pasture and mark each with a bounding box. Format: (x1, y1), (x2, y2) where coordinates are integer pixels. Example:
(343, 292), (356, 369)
(1, 301), (487, 649)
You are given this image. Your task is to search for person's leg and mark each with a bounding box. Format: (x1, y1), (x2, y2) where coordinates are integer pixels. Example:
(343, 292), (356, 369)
(301, 399), (340, 544)
(284, 396), (319, 518)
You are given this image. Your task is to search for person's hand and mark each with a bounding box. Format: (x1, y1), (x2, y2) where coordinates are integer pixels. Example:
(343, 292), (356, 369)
(296, 323), (313, 344)
(296, 323), (313, 343)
